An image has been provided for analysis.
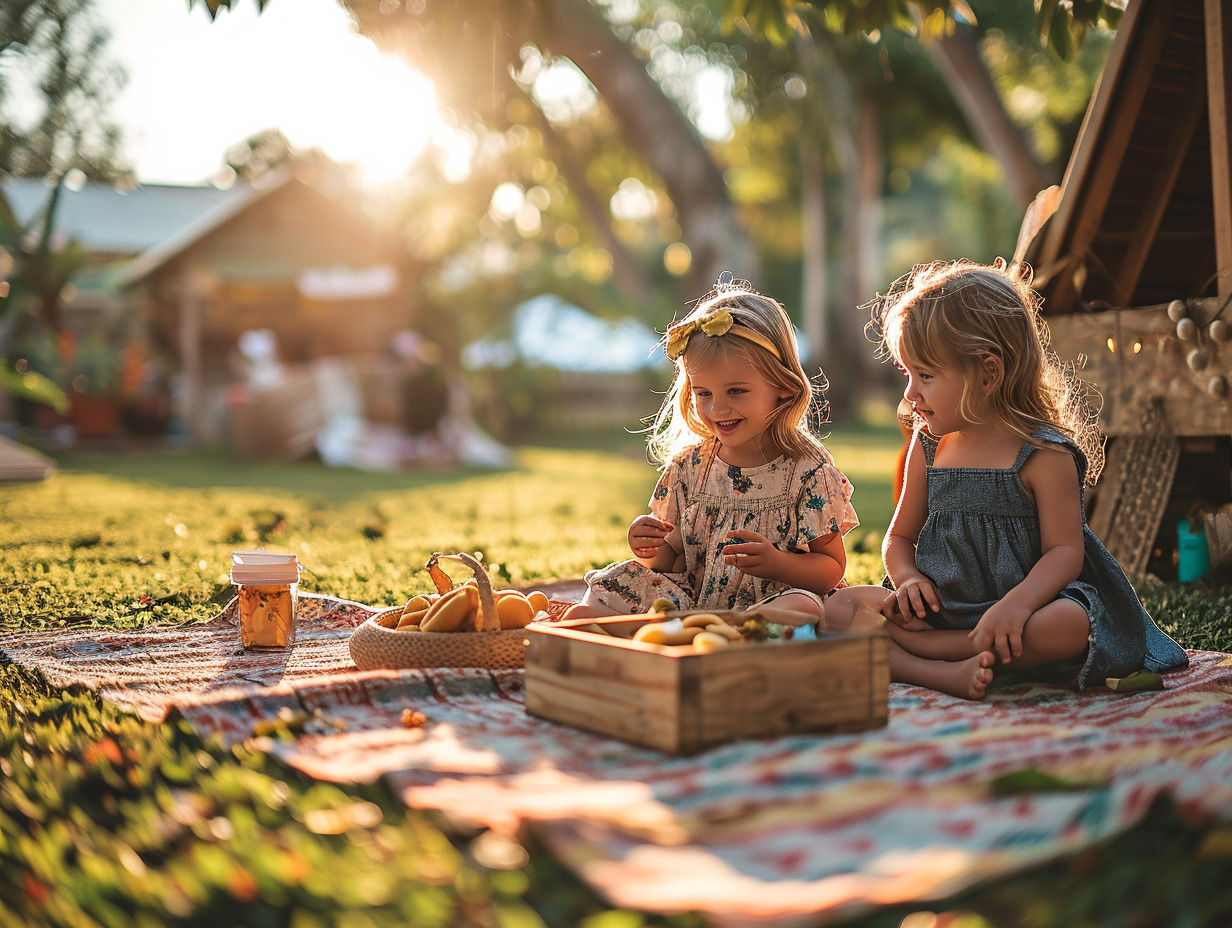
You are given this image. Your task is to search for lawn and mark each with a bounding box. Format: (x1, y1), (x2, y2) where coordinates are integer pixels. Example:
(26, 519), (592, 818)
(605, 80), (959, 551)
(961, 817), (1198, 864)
(2, 423), (1231, 927)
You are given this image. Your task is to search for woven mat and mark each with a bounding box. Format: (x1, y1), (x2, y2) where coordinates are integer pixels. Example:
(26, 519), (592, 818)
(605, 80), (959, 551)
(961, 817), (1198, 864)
(4, 595), (1232, 928)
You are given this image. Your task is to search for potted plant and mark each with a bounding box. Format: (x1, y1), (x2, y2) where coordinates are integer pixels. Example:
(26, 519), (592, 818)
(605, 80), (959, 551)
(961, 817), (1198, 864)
(5, 331), (70, 433)
(66, 333), (123, 439)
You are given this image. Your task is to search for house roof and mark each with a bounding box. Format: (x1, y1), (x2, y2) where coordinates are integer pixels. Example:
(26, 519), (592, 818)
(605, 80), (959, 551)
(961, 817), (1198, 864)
(2, 177), (239, 256)
(114, 168), (298, 287)
(1027, 0), (1231, 314)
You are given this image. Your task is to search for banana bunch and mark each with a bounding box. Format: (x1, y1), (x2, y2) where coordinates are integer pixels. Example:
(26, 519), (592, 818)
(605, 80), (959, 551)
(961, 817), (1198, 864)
(377, 551), (551, 633)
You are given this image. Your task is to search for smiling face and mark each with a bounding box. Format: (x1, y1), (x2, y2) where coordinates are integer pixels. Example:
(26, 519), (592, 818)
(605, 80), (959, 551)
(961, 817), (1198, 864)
(900, 353), (978, 437)
(684, 354), (792, 466)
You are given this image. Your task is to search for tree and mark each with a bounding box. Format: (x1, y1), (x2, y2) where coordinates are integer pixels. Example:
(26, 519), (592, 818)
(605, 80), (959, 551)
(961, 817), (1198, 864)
(0, 0), (131, 340)
(184, 0), (1116, 421)
(0, 0), (131, 183)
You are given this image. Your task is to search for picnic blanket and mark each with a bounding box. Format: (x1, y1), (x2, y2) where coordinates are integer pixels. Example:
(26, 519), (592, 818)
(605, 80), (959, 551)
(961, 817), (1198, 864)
(3, 593), (1232, 927)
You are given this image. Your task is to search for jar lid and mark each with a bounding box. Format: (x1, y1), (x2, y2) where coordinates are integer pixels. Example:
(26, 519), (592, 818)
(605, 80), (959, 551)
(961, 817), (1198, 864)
(230, 550), (300, 585)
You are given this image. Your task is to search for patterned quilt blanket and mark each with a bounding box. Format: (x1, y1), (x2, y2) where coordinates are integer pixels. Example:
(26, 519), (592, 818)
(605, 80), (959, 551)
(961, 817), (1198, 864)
(3, 594), (1231, 927)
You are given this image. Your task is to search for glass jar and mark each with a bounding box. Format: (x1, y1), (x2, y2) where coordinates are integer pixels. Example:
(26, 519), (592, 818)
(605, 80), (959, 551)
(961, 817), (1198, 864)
(231, 551), (300, 649)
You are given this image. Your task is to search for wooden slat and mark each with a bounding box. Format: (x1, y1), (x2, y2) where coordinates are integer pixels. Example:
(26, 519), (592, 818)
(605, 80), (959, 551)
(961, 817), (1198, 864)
(1113, 70), (1209, 306)
(1037, 0), (1179, 312)
(1207, 0), (1232, 296)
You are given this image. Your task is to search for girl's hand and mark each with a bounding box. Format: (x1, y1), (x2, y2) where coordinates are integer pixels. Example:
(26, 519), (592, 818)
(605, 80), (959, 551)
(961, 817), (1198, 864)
(880, 590), (930, 631)
(892, 574), (941, 621)
(721, 529), (780, 578)
(628, 515), (673, 559)
(970, 601), (1031, 664)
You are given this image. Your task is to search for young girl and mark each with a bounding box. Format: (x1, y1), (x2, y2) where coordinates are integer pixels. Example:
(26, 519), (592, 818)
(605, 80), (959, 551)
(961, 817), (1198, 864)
(827, 259), (1189, 699)
(566, 274), (858, 622)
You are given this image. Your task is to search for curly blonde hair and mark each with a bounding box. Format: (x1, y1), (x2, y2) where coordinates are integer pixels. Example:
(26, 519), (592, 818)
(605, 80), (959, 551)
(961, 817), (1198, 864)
(647, 280), (831, 467)
(867, 259), (1104, 482)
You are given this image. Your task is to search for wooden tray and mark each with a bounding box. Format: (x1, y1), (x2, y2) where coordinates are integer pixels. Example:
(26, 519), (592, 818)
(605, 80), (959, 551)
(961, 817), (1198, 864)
(524, 609), (888, 755)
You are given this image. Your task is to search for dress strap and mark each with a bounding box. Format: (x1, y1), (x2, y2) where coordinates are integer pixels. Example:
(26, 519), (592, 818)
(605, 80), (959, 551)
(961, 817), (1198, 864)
(917, 427), (938, 468)
(1011, 440), (1036, 472)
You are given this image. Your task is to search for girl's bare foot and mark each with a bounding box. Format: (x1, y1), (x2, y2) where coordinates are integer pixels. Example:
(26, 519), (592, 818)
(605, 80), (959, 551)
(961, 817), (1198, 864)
(948, 651), (996, 700)
(890, 647), (996, 700)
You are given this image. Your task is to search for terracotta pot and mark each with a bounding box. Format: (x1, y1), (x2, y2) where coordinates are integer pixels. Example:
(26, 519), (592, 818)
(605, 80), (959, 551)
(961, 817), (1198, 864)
(69, 391), (121, 439)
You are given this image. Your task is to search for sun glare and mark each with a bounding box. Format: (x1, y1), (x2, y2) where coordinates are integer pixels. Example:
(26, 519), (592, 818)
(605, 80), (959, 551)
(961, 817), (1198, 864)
(277, 40), (441, 187)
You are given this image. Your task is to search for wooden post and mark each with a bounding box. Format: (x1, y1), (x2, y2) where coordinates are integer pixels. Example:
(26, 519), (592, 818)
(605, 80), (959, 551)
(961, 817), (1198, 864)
(179, 266), (203, 444)
(1207, 0), (1232, 296)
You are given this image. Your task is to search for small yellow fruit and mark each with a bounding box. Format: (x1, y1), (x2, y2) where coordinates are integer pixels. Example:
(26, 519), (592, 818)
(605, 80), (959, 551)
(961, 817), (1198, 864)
(648, 597), (676, 615)
(527, 590), (550, 614)
(420, 585), (478, 632)
(682, 612), (723, 628)
(479, 590), (536, 629)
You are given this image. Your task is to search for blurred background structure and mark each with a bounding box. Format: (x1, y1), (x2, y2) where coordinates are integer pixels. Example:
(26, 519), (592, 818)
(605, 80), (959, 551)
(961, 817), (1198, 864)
(0, 0), (1178, 471)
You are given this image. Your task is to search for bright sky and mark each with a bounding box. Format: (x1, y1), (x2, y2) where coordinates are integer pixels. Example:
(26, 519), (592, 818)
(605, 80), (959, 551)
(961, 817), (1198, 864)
(98, 0), (442, 186)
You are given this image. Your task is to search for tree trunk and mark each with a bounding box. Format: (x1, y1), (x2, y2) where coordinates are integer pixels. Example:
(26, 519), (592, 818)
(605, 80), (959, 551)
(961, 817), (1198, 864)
(928, 23), (1053, 208)
(542, 0), (759, 297)
(800, 137), (827, 376)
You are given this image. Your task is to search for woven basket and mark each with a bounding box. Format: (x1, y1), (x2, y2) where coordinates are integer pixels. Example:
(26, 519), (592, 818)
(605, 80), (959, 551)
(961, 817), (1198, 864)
(348, 551), (530, 671)
(1204, 508), (1232, 570)
(349, 608), (529, 670)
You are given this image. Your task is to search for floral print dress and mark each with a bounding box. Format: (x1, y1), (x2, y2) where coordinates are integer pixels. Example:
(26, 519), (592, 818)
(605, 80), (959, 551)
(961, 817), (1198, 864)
(585, 438), (858, 613)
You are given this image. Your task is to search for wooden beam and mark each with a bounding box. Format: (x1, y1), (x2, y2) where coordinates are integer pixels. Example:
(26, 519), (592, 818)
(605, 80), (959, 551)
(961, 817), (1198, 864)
(1207, 0), (1232, 296)
(178, 265), (204, 446)
(1113, 70), (1208, 306)
(1037, 0), (1177, 312)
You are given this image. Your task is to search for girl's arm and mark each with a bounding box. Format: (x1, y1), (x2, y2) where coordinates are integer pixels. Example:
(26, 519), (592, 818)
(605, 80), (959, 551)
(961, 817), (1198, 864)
(971, 445), (1085, 660)
(723, 529), (846, 597)
(882, 432), (941, 618)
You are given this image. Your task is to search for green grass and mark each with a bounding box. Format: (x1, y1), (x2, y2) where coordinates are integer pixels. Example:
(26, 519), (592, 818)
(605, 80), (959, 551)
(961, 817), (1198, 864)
(2, 428), (1231, 927)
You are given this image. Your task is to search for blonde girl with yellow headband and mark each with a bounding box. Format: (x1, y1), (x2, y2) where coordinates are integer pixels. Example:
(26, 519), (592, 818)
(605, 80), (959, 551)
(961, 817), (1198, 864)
(566, 274), (858, 621)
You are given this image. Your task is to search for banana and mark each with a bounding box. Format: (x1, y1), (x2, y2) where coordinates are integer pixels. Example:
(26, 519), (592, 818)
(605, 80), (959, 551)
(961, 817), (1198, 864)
(692, 631), (730, 651)
(702, 622), (742, 641)
(396, 607), (429, 630)
(420, 585), (478, 632)
(633, 618), (703, 645)
(402, 594), (433, 616)
(681, 612), (723, 628)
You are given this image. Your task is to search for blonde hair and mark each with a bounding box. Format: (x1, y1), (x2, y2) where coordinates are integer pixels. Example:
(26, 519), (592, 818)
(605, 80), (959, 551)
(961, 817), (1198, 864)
(647, 278), (831, 466)
(868, 259), (1104, 482)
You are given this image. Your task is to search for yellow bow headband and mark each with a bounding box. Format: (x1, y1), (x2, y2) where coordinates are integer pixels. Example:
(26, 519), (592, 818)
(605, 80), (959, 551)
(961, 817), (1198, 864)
(664, 308), (782, 361)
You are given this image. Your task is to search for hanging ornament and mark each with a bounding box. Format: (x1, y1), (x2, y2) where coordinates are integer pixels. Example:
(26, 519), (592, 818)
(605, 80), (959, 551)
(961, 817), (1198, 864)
(1208, 375), (1229, 398)
(1210, 319), (1231, 343)
(1187, 347), (1211, 371)
(1167, 299), (1189, 322)
(1176, 317), (1198, 341)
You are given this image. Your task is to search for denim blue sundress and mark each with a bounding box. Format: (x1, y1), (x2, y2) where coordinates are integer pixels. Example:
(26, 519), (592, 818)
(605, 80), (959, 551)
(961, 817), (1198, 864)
(912, 425), (1189, 689)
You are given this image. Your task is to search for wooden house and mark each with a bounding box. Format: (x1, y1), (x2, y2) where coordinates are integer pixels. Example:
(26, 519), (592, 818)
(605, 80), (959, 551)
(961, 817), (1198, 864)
(1025, 0), (1232, 577)
(117, 167), (410, 443)
(5, 167), (411, 445)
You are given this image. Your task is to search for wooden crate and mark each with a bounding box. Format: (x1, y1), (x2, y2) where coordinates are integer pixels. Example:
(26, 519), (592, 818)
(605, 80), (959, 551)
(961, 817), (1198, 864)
(524, 610), (889, 755)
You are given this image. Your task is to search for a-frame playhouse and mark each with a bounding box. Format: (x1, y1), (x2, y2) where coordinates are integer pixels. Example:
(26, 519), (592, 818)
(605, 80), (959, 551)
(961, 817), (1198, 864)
(1026, 0), (1232, 578)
